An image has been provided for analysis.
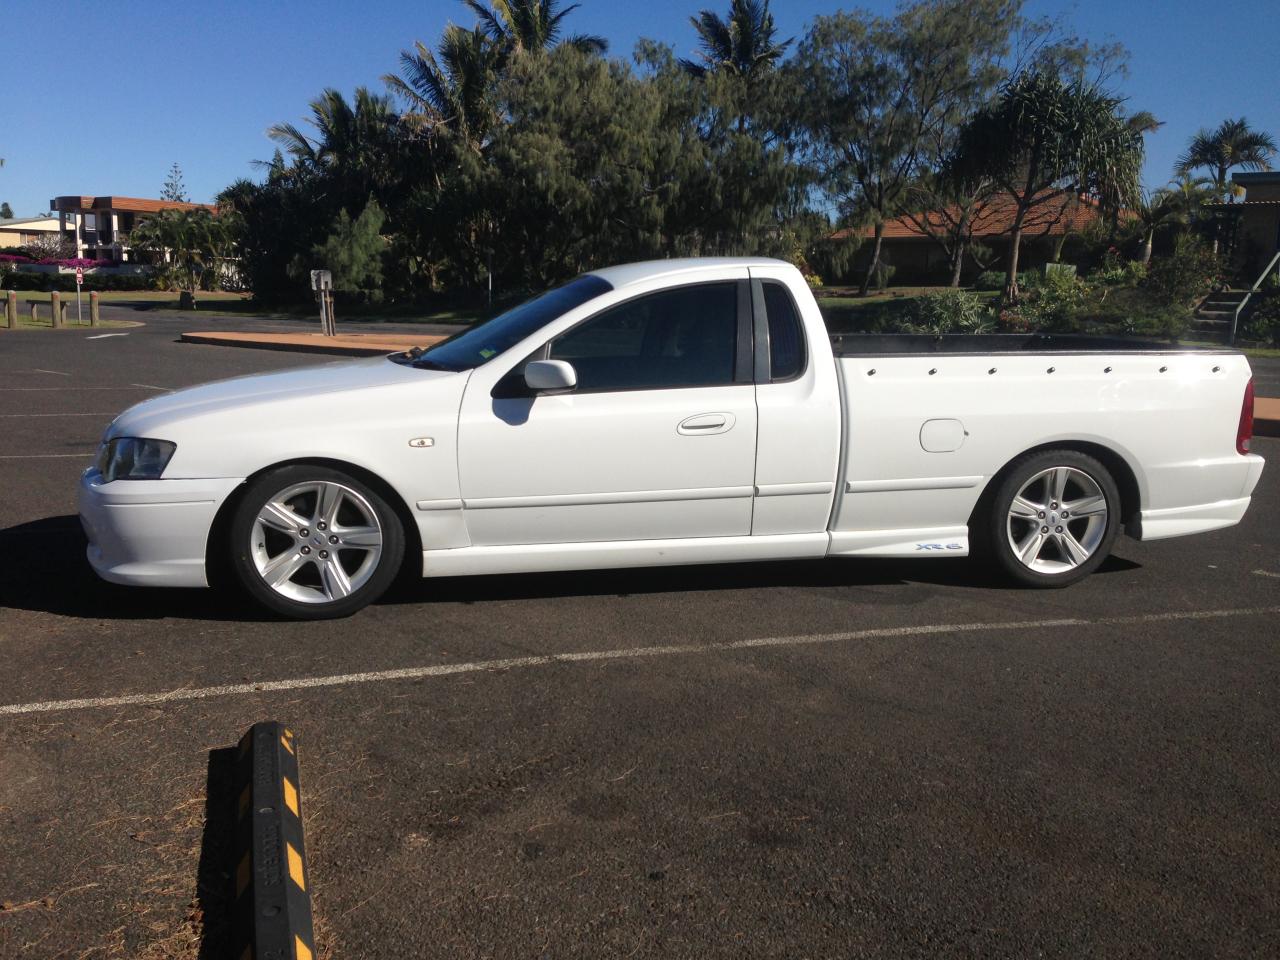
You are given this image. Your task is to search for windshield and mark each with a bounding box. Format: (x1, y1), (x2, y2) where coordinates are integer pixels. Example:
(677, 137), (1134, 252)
(410, 275), (613, 371)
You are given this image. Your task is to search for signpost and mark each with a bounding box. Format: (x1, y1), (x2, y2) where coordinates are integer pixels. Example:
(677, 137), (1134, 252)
(311, 270), (334, 337)
(75, 267), (84, 326)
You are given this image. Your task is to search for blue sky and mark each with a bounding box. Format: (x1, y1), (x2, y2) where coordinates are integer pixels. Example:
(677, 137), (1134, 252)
(1, 0), (1275, 216)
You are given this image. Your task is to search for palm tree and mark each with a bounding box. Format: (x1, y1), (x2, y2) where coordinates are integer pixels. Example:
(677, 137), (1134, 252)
(267, 88), (398, 173)
(1132, 189), (1185, 265)
(1126, 111), (1163, 136)
(681, 0), (791, 84)
(266, 88), (400, 216)
(1163, 172), (1215, 222)
(1174, 118), (1274, 254)
(462, 0), (607, 56)
(951, 70), (1145, 301)
(385, 25), (502, 152)
(130, 209), (221, 304)
(1176, 117), (1277, 196)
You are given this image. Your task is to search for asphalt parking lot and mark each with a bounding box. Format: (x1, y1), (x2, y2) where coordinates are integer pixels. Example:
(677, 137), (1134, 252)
(1, 316), (1278, 959)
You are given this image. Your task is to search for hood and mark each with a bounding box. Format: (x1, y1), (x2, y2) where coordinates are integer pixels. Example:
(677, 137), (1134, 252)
(107, 355), (457, 440)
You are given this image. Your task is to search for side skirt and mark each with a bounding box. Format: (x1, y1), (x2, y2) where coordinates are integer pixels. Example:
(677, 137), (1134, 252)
(422, 532), (830, 578)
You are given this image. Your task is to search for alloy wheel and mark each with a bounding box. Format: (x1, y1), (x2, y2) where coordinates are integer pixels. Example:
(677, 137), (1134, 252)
(250, 480), (384, 604)
(1005, 466), (1109, 576)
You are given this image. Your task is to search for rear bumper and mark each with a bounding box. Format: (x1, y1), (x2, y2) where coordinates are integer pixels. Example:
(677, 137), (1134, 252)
(1136, 454), (1264, 541)
(78, 469), (243, 588)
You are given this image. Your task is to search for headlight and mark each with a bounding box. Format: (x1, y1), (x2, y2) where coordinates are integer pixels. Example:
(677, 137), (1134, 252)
(96, 438), (177, 481)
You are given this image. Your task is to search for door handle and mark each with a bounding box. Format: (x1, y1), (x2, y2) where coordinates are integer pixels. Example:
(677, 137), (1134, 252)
(677, 413), (735, 436)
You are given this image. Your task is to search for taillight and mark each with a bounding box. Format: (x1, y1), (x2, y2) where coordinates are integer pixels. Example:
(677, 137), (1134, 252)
(1237, 378), (1254, 455)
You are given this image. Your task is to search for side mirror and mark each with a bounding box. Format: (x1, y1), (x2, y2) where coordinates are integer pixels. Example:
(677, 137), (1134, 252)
(524, 359), (577, 392)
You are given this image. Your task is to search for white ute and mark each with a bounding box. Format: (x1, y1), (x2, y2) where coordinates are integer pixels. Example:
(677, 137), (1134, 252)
(79, 258), (1265, 618)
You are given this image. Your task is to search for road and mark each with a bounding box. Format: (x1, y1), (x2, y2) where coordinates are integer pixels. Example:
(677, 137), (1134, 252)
(1, 317), (1277, 959)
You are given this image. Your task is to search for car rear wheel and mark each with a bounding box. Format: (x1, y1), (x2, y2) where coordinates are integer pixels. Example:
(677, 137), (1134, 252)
(985, 449), (1121, 588)
(229, 465), (404, 619)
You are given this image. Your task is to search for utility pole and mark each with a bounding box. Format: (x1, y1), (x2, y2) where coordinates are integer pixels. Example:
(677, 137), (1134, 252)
(311, 270), (334, 336)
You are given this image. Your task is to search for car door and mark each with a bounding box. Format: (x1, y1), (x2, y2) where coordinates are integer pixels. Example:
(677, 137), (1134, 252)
(456, 278), (758, 547)
(747, 267), (842, 537)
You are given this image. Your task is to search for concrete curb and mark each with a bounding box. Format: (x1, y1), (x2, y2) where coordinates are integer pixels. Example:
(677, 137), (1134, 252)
(182, 330), (440, 357)
(236, 722), (316, 960)
(1256, 397), (1280, 438)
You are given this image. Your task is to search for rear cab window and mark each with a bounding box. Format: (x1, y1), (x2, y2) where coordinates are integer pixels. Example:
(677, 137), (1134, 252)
(762, 281), (806, 381)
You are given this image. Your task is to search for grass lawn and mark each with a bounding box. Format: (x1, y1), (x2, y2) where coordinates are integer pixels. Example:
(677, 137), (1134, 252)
(87, 290), (247, 303)
(816, 287), (937, 333)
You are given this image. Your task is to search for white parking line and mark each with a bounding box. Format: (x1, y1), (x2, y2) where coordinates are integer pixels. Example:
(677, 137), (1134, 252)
(32, 368), (71, 376)
(130, 383), (170, 391)
(0, 453), (94, 460)
(0, 412), (115, 418)
(1, 604), (1276, 718)
(1254, 569), (1280, 578)
(0, 386), (161, 391)
(86, 333), (129, 340)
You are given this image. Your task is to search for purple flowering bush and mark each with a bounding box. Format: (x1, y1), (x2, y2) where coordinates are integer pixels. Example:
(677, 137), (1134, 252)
(36, 257), (114, 268)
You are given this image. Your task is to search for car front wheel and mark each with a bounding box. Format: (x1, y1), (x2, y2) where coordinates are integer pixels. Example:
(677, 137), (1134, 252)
(229, 465), (405, 619)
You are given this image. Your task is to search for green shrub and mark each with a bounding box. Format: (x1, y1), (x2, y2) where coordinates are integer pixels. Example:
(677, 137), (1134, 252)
(973, 270), (1032, 291)
(5, 271), (53, 291)
(871, 260), (895, 291)
(1143, 237), (1222, 306)
(1241, 293), (1280, 346)
(908, 289), (996, 334)
(84, 274), (156, 292)
(2, 271), (157, 293)
(1089, 250), (1128, 285)
(1018, 268), (1087, 332)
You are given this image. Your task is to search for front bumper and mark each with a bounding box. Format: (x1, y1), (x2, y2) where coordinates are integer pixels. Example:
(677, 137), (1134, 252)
(78, 469), (244, 588)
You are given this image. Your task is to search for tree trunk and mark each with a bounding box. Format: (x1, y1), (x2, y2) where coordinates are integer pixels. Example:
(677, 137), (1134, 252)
(949, 209), (971, 288)
(1141, 229), (1154, 266)
(949, 239), (965, 288)
(1051, 231), (1068, 263)
(1005, 205), (1029, 302)
(860, 223), (884, 297)
(1212, 163), (1228, 255)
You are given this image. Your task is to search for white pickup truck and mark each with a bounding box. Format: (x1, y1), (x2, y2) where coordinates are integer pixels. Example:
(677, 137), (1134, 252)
(80, 258), (1264, 618)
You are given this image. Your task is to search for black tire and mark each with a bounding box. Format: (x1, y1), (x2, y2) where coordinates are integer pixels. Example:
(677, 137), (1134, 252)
(983, 449), (1121, 589)
(228, 465), (405, 619)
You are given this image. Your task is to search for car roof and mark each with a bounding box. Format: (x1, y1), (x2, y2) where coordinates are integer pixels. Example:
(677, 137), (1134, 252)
(587, 257), (794, 289)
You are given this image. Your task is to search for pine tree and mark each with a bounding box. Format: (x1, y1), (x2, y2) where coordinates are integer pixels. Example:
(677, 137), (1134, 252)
(311, 199), (387, 301)
(0, 202), (13, 220)
(161, 162), (189, 202)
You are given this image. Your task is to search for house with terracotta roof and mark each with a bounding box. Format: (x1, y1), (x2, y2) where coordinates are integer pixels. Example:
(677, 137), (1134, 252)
(48, 195), (217, 262)
(831, 192), (1116, 284)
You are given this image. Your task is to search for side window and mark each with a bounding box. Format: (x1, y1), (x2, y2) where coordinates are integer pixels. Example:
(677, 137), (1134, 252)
(549, 282), (740, 392)
(763, 282), (805, 381)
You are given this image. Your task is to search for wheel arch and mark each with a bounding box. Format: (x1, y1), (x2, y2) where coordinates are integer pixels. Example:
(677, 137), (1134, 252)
(968, 440), (1144, 538)
(204, 457), (423, 588)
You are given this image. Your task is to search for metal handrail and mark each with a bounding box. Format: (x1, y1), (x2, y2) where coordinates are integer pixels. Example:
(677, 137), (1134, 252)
(1231, 249), (1280, 345)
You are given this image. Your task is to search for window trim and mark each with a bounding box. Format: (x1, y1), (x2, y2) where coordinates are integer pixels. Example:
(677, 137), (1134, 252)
(494, 279), (754, 398)
(751, 278), (809, 384)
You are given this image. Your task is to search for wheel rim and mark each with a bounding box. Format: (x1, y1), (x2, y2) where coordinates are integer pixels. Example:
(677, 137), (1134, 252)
(250, 480), (383, 605)
(1006, 466), (1108, 576)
